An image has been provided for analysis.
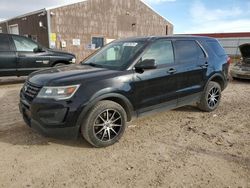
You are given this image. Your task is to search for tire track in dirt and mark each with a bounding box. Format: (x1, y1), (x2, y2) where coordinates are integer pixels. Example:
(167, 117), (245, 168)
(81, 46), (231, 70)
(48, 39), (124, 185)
(0, 81), (249, 188)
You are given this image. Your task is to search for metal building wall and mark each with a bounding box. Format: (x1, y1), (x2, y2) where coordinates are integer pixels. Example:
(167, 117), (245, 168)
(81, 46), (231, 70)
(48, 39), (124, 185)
(49, 0), (173, 61)
(0, 22), (8, 33)
(218, 37), (250, 56)
(0, 11), (49, 47)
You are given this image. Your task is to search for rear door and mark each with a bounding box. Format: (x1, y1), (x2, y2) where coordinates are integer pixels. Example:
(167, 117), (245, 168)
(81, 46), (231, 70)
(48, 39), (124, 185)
(134, 40), (180, 114)
(0, 34), (17, 76)
(11, 35), (50, 76)
(173, 40), (208, 103)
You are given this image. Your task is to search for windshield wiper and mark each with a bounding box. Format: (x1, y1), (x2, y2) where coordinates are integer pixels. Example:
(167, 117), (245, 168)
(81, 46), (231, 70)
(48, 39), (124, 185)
(85, 62), (104, 68)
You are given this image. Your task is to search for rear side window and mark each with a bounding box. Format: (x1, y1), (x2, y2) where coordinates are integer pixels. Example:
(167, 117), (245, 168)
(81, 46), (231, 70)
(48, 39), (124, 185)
(174, 40), (205, 64)
(206, 41), (225, 56)
(0, 35), (11, 51)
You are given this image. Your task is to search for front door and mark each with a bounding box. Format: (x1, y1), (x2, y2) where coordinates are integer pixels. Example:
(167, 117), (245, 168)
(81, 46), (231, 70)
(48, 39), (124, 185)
(0, 34), (17, 76)
(134, 40), (180, 114)
(11, 35), (50, 76)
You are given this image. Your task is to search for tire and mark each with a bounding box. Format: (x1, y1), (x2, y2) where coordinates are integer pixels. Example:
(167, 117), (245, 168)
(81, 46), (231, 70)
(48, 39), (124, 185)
(81, 100), (127, 148)
(197, 81), (222, 112)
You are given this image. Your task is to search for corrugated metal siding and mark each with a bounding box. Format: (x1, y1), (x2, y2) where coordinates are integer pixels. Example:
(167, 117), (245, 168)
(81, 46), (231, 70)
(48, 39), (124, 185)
(49, 0), (173, 61)
(218, 38), (250, 56)
(192, 32), (250, 38)
(0, 22), (8, 33)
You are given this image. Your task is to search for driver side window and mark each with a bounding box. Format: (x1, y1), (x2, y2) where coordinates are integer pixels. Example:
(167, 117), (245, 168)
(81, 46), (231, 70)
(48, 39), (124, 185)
(12, 36), (38, 52)
(142, 40), (174, 65)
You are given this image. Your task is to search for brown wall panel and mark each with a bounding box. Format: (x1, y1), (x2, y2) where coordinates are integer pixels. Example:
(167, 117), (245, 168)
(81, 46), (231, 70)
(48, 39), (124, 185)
(49, 0), (173, 61)
(0, 22), (8, 33)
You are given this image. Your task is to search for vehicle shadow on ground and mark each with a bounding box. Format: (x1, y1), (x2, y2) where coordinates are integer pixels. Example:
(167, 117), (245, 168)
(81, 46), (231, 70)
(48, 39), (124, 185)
(174, 105), (201, 113)
(0, 77), (26, 86)
(232, 78), (250, 84)
(0, 123), (92, 148)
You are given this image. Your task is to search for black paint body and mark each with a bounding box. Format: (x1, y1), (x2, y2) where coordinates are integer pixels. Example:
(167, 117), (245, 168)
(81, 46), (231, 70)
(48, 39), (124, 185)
(19, 36), (229, 139)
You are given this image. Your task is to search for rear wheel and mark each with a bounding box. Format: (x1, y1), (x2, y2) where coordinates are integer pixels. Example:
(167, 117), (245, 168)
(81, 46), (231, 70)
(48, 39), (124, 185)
(81, 100), (127, 148)
(198, 81), (222, 112)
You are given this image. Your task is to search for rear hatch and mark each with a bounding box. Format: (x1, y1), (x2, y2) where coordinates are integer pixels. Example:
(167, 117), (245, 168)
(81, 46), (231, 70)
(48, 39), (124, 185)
(239, 44), (250, 64)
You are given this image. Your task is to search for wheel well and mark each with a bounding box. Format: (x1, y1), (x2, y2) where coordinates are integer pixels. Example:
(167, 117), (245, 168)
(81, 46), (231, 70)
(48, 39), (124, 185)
(210, 76), (224, 90)
(53, 61), (70, 66)
(102, 97), (133, 121)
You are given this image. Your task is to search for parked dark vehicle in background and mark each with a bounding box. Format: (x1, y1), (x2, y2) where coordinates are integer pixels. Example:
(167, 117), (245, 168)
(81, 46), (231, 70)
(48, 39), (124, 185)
(19, 36), (230, 147)
(0, 33), (76, 76)
(231, 43), (250, 80)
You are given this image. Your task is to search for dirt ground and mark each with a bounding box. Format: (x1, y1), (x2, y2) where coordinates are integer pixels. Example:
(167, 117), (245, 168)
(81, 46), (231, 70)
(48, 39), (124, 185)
(0, 78), (249, 188)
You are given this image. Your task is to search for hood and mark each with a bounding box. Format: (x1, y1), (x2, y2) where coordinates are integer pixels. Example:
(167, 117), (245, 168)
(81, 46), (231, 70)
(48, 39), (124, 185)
(28, 64), (118, 86)
(239, 44), (250, 59)
(47, 48), (75, 57)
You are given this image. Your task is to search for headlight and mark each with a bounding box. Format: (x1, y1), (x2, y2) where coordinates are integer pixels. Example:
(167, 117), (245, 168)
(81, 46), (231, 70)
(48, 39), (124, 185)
(37, 85), (80, 100)
(70, 58), (76, 63)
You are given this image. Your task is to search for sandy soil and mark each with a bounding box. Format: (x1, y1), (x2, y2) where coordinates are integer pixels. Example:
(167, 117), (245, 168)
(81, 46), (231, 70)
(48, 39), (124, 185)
(0, 79), (249, 188)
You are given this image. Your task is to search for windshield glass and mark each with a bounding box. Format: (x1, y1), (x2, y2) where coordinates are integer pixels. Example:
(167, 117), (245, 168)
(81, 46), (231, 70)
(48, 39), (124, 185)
(83, 41), (146, 70)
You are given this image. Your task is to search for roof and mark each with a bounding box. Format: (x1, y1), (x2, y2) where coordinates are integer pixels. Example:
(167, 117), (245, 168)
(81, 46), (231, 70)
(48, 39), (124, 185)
(45, 0), (87, 11)
(0, 9), (46, 24)
(115, 35), (214, 42)
(0, 1), (87, 23)
(0, 0), (173, 25)
(140, 0), (173, 25)
(190, 32), (250, 38)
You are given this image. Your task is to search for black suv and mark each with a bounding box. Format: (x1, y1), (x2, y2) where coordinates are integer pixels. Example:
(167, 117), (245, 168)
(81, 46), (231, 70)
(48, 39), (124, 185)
(0, 33), (76, 76)
(19, 36), (230, 147)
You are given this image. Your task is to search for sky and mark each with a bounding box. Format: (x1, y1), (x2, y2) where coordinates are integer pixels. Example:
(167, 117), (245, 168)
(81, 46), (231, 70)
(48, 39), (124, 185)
(0, 0), (249, 34)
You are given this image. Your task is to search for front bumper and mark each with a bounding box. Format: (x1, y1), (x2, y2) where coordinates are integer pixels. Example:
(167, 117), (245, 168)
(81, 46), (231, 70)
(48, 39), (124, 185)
(19, 93), (82, 139)
(231, 66), (250, 80)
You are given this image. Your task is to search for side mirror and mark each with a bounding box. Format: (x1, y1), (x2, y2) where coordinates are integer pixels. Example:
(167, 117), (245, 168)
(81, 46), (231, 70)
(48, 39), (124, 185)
(33, 46), (44, 53)
(135, 59), (157, 70)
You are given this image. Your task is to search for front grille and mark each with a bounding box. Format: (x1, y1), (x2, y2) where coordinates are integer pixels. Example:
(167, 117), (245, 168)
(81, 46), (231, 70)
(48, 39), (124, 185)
(23, 82), (42, 102)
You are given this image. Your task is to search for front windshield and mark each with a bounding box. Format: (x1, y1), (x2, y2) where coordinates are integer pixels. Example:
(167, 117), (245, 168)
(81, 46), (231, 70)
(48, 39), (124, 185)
(83, 41), (146, 70)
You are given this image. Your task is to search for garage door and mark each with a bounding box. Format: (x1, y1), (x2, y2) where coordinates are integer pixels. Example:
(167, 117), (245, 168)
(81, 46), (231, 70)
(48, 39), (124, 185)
(9, 24), (19, 35)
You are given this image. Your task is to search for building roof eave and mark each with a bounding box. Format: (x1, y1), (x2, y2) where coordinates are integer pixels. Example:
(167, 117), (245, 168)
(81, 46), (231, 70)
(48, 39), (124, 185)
(140, 0), (174, 26)
(45, 0), (88, 11)
(0, 9), (46, 24)
(0, 0), (173, 28)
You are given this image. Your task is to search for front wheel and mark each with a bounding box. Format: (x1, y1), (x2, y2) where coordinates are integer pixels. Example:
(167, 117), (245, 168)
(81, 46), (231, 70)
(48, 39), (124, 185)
(81, 100), (127, 148)
(197, 81), (222, 112)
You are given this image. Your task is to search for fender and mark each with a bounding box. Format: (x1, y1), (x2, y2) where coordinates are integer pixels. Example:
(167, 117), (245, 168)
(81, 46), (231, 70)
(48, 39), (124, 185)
(205, 73), (227, 91)
(76, 92), (135, 129)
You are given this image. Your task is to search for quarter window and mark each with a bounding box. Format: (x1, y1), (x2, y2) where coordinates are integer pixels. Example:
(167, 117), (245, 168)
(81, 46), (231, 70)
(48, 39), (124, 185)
(206, 41), (225, 56)
(174, 40), (205, 64)
(12, 35), (38, 52)
(142, 40), (174, 65)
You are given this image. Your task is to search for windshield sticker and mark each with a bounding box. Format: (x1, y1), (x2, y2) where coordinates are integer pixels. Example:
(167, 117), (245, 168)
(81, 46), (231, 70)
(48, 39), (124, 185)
(123, 43), (138, 47)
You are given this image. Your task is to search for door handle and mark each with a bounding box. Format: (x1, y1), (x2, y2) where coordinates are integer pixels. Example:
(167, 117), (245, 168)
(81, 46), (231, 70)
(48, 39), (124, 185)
(200, 62), (209, 68)
(168, 68), (177, 74)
